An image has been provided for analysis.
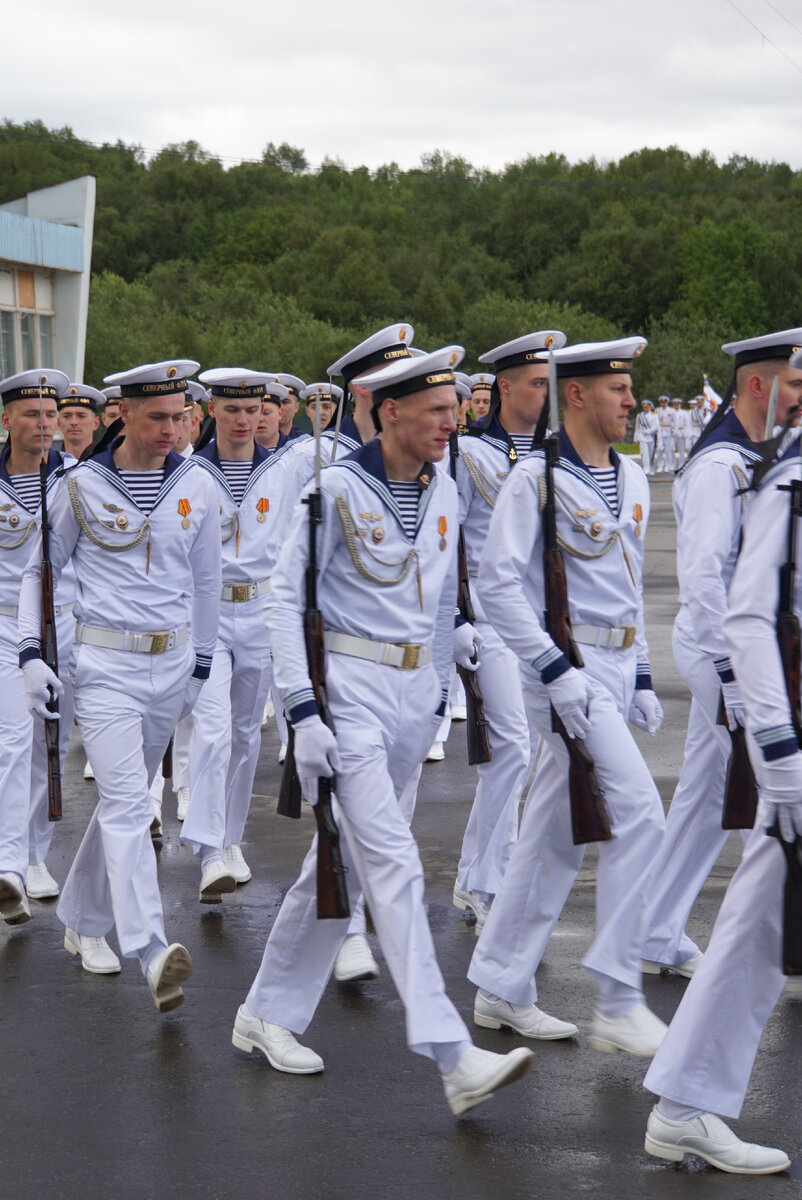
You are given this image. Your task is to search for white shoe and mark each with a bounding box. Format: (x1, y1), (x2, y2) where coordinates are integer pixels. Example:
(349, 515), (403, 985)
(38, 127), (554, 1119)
(642, 949), (703, 979)
(278, 741), (287, 764)
(645, 1107), (790, 1174)
(83, 758), (95, 780)
(334, 934), (380, 982)
(474, 989), (578, 1040)
(199, 860), (237, 903)
(150, 803), (163, 839)
(64, 927), (121, 974)
(232, 1006), (324, 1073)
(590, 1003), (667, 1057)
(0, 873), (31, 925)
(176, 786), (190, 822)
(453, 884), (492, 934)
(25, 861), (59, 900)
(426, 742), (445, 762)
(442, 1045), (533, 1116)
(147, 943), (192, 1012)
(450, 704), (467, 721)
(224, 844), (252, 885)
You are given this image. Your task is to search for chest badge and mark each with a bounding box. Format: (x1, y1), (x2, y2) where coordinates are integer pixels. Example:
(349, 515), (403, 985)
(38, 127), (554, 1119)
(256, 497), (269, 523)
(590, 520), (603, 538)
(8, 514), (19, 529)
(371, 525), (385, 544)
(633, 503), (643, 538)
(438, 515), (447, 551)
(116, 513), (129, 530)
(178, 498), (191, 530)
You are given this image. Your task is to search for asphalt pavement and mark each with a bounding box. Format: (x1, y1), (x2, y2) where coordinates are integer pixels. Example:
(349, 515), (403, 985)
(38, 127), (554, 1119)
(4, 473), (802, 1200)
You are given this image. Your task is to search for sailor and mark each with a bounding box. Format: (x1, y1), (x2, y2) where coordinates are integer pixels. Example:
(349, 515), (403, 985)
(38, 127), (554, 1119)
(99, 386), (121, 429)
(642, 345), (802, 1173)
(232, 345), (533, 1115)
(181, 369), (290, 899)
(57, 384), (102, 460)
(469, 373), (493, 423)
(656, 394), (675, 472)
(451, 332), (566, 945)
(634, 399), (658, 476)
(454, 372), (473, 434)
(300, 382), (343, 439)
(0, 368), (71, 921)
(274, 373), (308, 441)
(18, 359), (221, 1011)
(256, 379), (293, 452)
(688, 394), (708, 447)
(640, 329), (802, 978)
(468, 338), (667, 1054)
(672, 399), (691, 469)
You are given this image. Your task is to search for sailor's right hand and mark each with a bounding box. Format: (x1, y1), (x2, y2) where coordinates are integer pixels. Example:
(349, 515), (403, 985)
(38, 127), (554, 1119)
(21, 659), (64, 720)
(721, 680), (746, 731)
(763, 752), (802, 842)
(293, 715), (341, 805)
(546, 667), (592, 740)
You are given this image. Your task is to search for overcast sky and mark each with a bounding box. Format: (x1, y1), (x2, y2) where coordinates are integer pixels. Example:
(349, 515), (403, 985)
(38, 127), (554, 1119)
(6, 0), (802, 172)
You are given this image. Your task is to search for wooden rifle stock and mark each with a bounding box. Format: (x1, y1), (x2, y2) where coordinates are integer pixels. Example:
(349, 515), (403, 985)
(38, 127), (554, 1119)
(716, 694), (758, 830)
(767, 822), (802, 975)
(777, 609), (802, 744)
(277, 726), (303, 819)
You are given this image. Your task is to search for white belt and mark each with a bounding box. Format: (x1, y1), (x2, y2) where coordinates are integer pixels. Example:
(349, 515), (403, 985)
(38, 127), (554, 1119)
(221, 579), (270, 603)
(75, 622), (188, 655)
(324, 631), (432, 671)
(0, 602), (73, 619)
(572, 623), (635, 650)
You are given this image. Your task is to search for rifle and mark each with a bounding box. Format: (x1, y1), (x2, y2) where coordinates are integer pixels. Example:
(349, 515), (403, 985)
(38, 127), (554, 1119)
(448, 431), (491, 765)
(38, 378), (62, 822)
(717, 694), (758, 830)
(541, 348), (611, 845)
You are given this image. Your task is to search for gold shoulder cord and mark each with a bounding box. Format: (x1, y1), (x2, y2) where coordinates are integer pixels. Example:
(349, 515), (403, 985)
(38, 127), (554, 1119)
(335, 493), (423, 610)
(537, 474), (621, 561)
(0, 518), (36, 550)
(732, 464), (749, 516)
(221, 512), (240, 556)
(462, 451), (502, 509)
(68, 476), (152, 567)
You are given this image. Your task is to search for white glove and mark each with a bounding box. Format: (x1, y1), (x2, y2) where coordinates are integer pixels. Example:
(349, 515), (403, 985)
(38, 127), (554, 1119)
(179, 676), (204, 721)
(546, 667), (592, 740)
(22, 659), (64, 720)
(453, 622), (483, 671)
(762, 753), (802, 841)
(294, 715), (341, 805)
(721, 680), (746, 731)
(629, 689), (664, 735)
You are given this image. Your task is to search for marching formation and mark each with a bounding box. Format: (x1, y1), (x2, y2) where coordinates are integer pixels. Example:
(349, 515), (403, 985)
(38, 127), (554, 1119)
(2, 319), (802, 1172)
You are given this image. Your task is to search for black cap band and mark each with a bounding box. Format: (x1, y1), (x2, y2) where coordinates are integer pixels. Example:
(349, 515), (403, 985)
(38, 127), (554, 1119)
(490, 350), (549, 372)
(2, 385), (60, 404)
(372, 371), (455, 406)
(119, 378), (188, 398)
(209, 384), (265, 399)
(341, 344), (412, 385)
(733, 344), (801, 369)
(555, 358), (635, 379)
(58, 395), (97, 412)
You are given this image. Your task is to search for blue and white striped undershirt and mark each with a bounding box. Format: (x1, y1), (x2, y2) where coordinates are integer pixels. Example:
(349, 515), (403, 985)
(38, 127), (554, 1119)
(387, 480), (420, 539)
(587, 465), (619, 516)
(9, 473), (41, 511)
(219, 460), (252, 505)
(119, 469), (164, 515)
(509, 433), (535, 459)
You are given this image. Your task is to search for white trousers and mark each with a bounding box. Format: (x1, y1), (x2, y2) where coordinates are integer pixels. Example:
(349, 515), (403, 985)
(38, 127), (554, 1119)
(183, 599), (273, 852)
(637, 438), (655, 476)
(58, 641), (192, 958)
(0, 623), (34, 881)
(456, 605), (529, 897)
(640, 620), (748, 966)
(657, 434), (675, 473)
(28, 609), (76, 865)
(170, 715), (193, 791)
(469, 647), (665, 1004)
(245, 656), (470, 1060)
(644, 797), (785, 1119)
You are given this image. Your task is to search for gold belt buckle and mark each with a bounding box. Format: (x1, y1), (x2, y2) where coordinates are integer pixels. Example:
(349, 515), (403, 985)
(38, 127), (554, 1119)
(230, 584), (251, 602)
(398, 643), (421, 670)
(148, 632), (170, 654)
(621, 626), (636, 650)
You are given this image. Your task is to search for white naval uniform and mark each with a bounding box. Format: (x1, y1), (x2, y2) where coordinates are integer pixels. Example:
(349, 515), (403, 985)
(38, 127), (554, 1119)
(640, 409), (758, 969)
(244, 439), (471, 1060)
(468, 430), (665, 1007)
(688, 403), (708, 449)
(0, 448), (75, 882)
(18, 442), (221, 960)
(644, 440), (800, 1117)
(656, 406), (676, 472)
(634, 411), (659, 476)
(453, 415), (531, 896)
(673, 408), (691, 468)
(182, 439), (289, 854)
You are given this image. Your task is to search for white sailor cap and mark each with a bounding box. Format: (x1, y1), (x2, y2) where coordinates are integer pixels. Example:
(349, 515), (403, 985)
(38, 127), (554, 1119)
(658, 394), (670, 401)
(328, 322), (415, 384)
(641, 399), (654, 408)
(198, 368), (274, 399)
(454, 377), (472, 403)
(0, 368), (70, 406)
(535, 337), (646, 378)
(263, 379), (290, 406)
(185, 380), (208, 408)
(470, 372), (495, 392)
(301, 382), (344, 404)
(101, 386), (121, 403)
(359, 345), (465, 405)
(58, 383), (105, 412)
(479, 331), (567, 371)
(723, 328), (802, 369)
(672, 397), (683, 405)
(272, 373), (305, 397)
(104, 359), (200, 398)
(791, 349), (802, 369)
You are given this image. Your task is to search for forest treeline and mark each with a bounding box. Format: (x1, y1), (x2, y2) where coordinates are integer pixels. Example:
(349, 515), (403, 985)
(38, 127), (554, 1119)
(3, 119), (802, 397)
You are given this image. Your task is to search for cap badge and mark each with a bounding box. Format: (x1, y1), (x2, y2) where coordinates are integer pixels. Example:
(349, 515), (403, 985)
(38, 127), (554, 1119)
(399, 328), (407, 341)
(256, 497), (269, 523)
(178, 498), (191, 529)
(449, 352), (458, 366)
(167, 366), (177, 379)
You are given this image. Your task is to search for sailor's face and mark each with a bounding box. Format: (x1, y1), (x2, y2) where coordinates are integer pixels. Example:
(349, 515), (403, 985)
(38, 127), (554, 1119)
(396, 384), (457, 463)
(59, 407), (98, 446)
(585, 374), (636, 443)
(2, 399), (59, 455)
(775, 365), (802, 427)
(210, 396), (262, 445)
(120, 393), (186, 457)
(506, 363), (549, 424)
(257, 401), (281, 443)
(471, 392), (490, 420)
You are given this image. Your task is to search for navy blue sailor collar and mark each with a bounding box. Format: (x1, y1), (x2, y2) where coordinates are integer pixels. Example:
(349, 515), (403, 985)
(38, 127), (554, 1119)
(195, 438), (271, 473)
(339, 436), (434, 488)
(0, 445), (65, 507)
(468, 410), (538, 464)
(558, 426), (620, 475)
(90, 436), (186, 481)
